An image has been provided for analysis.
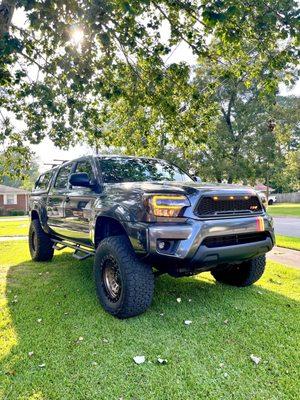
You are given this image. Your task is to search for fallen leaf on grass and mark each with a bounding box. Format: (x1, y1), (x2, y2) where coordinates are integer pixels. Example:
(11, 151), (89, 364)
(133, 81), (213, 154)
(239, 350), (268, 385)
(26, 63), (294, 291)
(184, 320), (192, 325)
(91, 361), (98, 366)
(269, 278), (282, 285)
(250, 354), (261, 365)
(5, 370), (16, 376)
(224, 319), (228, 324)
(103, 338), (109, 343)
(133, 356), (145, 365)
(28, 351), (34, 357)
(157, 358), (168, 365)
(176, 298), (181, 303)
(37, 318), (42, 323)
(38, 364), (45, 368)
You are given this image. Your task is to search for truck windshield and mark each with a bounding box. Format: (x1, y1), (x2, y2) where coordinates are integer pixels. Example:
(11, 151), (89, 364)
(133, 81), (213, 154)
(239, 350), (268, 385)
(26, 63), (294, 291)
(98, 157), (193, 183)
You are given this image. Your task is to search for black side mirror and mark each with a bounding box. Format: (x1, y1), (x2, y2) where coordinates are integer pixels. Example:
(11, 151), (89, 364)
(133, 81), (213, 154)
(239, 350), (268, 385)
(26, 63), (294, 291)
(69, 173), (96, 188)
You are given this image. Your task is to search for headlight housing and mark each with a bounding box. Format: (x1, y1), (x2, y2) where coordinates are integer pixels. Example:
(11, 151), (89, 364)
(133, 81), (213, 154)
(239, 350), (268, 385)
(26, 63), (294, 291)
(145, 194), (190, 218)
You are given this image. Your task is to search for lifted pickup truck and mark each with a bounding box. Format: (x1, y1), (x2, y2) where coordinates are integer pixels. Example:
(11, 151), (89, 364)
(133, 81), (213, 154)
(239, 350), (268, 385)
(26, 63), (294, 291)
(29, 155), (275, 318)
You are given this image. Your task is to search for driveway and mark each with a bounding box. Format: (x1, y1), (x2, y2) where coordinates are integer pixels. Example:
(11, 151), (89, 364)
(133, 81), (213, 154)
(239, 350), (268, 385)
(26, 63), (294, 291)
(267, 246), (299, 269)
(273, 217), (300, 238)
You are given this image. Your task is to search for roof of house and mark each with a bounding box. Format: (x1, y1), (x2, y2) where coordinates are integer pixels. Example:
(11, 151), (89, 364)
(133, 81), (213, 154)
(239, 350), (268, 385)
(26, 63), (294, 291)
(254, 184), (275, 192)
(0, 184), (30, 194)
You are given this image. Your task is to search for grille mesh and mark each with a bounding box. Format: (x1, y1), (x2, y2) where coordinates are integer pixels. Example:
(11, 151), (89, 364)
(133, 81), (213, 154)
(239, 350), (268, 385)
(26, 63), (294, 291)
(202, 232), (268, 248)
(196, 196), (262, 216)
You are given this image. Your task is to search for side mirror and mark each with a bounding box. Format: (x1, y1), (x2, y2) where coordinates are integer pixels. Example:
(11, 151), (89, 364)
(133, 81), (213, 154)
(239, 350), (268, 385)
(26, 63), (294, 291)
(192, 176), (202, 183)
(69, 173), (96, 188)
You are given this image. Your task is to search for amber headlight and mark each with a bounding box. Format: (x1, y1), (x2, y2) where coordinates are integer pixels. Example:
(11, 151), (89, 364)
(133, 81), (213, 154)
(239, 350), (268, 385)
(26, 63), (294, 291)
(145, 194), (190, 217)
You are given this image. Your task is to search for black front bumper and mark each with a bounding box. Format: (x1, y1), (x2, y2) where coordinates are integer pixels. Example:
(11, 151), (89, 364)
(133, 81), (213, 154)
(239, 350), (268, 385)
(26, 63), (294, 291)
(190, 236), (273, 268)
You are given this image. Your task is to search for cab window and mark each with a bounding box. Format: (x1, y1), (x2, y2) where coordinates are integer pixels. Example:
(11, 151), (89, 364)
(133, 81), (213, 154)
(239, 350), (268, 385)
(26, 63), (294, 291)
(74, 160), (95, 179)
(35, 171), (53, 191)
(54, 164), (73, 189)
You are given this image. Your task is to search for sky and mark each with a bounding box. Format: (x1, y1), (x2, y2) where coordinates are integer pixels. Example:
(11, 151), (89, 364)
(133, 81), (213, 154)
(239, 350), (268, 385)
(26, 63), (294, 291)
(10, 7), (300, 173)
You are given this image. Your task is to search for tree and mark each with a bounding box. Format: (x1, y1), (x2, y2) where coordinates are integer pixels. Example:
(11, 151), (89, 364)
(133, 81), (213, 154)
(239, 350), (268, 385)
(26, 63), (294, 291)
(182, 35), (299, 185)
(0, 0), (298, 171)
(0, 151), (39, 188)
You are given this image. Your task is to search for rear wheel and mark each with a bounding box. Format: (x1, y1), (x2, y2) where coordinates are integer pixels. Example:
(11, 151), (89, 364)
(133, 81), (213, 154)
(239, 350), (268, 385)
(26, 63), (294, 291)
(268, 199), (274, 205)
(211, 255), (266, 287)
(29, 219), (54, 261)
(94, 235), (154, 318)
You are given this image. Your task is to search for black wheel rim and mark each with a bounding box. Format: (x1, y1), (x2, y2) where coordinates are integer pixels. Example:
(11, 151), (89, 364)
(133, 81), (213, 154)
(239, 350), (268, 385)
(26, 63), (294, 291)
(102, 257), (122, 302)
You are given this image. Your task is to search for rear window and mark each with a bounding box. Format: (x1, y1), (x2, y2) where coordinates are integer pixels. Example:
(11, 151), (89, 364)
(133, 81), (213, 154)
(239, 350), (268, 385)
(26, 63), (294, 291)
(35, 171), (53, 191)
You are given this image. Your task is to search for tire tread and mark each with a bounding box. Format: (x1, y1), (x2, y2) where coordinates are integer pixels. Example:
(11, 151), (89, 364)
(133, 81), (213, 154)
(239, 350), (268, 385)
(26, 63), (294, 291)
(29, 219), (54, 261)
(94, 235), (154, 318)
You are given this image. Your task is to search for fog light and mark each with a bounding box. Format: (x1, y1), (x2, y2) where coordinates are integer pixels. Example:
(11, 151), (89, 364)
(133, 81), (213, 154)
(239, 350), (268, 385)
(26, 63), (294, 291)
(158, 241), (166, 250)
(157, 240), (172, 251)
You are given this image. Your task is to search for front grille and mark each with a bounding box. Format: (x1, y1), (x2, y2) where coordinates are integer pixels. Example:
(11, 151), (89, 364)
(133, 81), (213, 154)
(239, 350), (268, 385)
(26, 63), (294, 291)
(196, 196), (262, 217)
(202, 232), (268, 248)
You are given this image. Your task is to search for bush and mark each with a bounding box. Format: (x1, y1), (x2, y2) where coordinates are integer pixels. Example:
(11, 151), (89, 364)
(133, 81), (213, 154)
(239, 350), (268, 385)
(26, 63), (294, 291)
(7, 210), (26, 216)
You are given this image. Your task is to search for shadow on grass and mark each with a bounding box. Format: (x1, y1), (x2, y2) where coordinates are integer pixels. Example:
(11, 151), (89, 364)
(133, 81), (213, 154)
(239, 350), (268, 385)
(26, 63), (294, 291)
(1, 251), (299, 399)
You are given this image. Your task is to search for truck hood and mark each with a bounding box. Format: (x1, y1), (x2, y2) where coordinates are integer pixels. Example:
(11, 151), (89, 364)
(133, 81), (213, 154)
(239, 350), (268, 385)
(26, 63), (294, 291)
(110, 181), (257, 196)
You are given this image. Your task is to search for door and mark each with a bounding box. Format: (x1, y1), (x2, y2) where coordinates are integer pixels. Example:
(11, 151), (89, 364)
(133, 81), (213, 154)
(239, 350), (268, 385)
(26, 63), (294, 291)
(46, 162), (74, 237)
(63, 158), (98, 245)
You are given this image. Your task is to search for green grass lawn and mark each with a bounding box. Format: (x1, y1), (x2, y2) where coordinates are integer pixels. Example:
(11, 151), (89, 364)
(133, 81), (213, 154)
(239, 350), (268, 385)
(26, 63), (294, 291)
(0, 241), (299, 399)
(0, 219), (29, 237)
(268, 203), (300, 217)
(276, 235), (300, 251)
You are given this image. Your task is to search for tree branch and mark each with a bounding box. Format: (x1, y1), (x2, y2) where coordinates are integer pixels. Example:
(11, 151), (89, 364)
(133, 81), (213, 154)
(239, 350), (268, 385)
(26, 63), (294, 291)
(0, 0), (16, 39)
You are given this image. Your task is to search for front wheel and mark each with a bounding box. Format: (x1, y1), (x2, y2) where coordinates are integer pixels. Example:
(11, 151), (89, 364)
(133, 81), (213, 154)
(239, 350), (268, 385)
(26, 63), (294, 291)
(211, 255), (266, 287)
(94, 235), (154, 318)
(29, 219), (54, 261)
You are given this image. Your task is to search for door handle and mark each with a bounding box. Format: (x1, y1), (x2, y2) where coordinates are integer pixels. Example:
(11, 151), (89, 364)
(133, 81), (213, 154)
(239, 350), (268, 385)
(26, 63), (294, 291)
(65, 196), (70, 203)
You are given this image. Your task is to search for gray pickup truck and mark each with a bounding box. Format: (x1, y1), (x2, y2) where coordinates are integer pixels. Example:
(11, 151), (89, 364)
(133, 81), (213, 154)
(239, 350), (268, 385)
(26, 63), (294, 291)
(29, 155), (275, 318)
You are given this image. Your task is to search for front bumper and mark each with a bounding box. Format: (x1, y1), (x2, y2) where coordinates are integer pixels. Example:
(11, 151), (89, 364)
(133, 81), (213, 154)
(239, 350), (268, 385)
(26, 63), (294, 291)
(147, 214), (275, 267)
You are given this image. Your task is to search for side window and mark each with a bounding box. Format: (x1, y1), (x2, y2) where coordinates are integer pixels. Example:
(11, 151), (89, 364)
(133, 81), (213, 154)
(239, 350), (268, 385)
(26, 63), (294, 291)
(54, 164), (73, 189)
(35, 171), (52, 190)
(74, 160), (95, 179)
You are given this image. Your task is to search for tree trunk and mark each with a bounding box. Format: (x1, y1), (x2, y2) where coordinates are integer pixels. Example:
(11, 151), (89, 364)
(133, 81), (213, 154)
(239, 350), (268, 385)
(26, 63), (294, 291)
(0, 0), (15, 39)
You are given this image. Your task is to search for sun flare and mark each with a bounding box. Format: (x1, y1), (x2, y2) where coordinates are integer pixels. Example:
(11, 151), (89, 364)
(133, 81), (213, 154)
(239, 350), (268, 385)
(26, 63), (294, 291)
(70, 28), (84, 45)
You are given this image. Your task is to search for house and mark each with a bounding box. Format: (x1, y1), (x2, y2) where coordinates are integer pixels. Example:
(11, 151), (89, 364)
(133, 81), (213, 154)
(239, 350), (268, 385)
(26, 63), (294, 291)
(0, 185), (30, 216)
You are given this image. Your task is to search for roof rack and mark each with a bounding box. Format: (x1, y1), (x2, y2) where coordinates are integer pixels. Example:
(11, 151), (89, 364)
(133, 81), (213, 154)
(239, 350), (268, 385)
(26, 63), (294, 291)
(44, 159), (69, 169)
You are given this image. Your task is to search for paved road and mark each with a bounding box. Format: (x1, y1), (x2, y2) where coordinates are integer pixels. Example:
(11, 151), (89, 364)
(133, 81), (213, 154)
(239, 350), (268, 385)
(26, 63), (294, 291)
(267, 246), (299, 269)
(273, 217), (300, 238)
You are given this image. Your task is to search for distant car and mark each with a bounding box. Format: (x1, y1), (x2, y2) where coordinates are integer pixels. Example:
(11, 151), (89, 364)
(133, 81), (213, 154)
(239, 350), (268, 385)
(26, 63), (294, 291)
(258, 192), (277, 206)
(267, 195), (277, 205)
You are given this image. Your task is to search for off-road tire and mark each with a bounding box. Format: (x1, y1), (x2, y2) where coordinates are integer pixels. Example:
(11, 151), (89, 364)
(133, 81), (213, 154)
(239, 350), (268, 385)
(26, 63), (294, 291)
(29, 219), (54, 261)
(94, 235), (154, 318)
(211, 255), (266, 287)
(268, 199), (274, 205)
